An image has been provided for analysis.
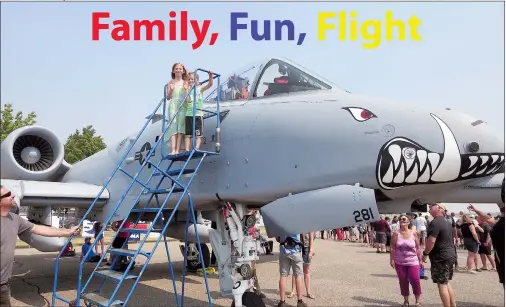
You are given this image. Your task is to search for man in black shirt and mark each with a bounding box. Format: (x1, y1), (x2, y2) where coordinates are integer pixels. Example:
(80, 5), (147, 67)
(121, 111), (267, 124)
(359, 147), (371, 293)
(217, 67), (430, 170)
(422, 203), (457, 307)
(468, 204), (504, 288)
(491, 211), (505, 287)
(477, 218), (496, 271)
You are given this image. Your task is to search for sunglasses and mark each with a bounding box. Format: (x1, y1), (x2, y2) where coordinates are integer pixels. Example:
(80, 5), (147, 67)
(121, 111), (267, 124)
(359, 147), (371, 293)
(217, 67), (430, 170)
(400, 217), (409, 222)
(1, 191), (12, 198)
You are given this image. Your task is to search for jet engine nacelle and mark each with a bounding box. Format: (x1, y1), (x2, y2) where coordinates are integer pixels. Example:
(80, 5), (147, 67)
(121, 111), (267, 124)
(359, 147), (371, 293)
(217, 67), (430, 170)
(0, 126), (67, 181)
(17, 230), (66, 252)
(260, 185), (379, 237)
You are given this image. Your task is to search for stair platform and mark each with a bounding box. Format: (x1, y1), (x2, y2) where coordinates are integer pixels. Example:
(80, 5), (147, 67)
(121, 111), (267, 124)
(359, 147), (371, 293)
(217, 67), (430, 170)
(162, 150), (219, 162)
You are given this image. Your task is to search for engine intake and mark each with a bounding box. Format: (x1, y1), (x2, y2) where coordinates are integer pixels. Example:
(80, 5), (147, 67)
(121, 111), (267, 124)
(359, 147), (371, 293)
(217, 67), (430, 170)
(1, 126), (65, 181)
(14, 135), (55, 171)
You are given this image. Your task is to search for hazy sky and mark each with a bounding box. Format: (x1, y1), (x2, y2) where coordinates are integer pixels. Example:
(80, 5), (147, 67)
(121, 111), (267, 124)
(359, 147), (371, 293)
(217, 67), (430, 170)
(2, 2), (504, 213)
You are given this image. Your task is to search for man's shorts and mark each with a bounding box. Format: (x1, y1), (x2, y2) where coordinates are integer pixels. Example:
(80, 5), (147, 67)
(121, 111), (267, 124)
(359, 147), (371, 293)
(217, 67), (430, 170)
(185, 116), (203, 137)
(302, 247), (311, 264)
(479, 244), (492, 255)
(495, 252), (504, 284)
(430, 258), (456, 284)
(376, 232), (387, 244)
(279, 252), (304, 277)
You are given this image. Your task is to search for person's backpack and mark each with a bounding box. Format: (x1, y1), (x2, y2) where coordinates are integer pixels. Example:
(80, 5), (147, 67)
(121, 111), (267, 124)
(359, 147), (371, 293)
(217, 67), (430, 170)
(358, 224), (365, 233)
(280, 236), (302, 249)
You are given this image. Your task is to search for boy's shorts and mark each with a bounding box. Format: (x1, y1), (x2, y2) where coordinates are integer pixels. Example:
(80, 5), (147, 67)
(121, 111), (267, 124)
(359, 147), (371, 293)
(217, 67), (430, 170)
(279, 252), (303, 277)
(185, 116), (203, 137)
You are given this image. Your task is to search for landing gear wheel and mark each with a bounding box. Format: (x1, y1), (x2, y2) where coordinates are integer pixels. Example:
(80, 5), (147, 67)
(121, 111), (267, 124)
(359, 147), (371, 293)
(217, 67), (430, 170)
(243, 215), (256, 229)
(238, 263), (252, 279)
(231, 292), (266, 307)
(187, 243), (211, 271)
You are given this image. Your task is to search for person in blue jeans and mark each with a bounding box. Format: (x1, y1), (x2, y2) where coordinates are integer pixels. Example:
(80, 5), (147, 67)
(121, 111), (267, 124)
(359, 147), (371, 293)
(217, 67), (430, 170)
(276, 234), (308, 307)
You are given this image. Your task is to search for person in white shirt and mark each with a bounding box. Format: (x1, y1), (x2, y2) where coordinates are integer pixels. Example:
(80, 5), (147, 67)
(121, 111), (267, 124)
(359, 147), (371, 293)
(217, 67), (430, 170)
(415, 213), (428, 246)
(390, 216), (400, 233)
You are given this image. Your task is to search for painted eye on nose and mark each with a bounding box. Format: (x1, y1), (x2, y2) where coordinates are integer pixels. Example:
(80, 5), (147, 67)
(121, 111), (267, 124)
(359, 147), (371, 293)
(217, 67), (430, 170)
(342, 107), (377, 122)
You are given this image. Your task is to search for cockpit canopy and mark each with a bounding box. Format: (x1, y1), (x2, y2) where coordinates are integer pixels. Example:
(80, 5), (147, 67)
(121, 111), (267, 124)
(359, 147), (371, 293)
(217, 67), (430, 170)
(204, 57), (337, 104)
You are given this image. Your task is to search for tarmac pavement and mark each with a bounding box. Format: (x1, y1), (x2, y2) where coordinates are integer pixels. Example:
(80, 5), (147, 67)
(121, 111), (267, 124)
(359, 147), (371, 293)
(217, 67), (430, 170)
(9, 238), (504, 307)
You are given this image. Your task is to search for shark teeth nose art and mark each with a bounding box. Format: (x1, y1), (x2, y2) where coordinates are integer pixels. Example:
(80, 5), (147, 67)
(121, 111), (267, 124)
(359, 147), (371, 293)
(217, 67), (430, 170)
(376, 113), (505, 190)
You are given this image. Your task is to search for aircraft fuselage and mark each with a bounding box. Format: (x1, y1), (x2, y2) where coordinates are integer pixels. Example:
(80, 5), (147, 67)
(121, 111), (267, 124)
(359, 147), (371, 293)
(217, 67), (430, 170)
(61, 90), (505, 222)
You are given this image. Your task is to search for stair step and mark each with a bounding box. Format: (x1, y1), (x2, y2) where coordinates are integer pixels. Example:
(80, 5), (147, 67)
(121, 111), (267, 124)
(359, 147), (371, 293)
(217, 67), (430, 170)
(95, 269), (138, 282)
(108, 248), (150, 257)
(153, 168), (195, 177)
(142, 187), (183, 195)
(82, 293), (123, 307)
(119, 228), (163, 234)
(163, 150), (218, 162)
(130, 208), (174, 213)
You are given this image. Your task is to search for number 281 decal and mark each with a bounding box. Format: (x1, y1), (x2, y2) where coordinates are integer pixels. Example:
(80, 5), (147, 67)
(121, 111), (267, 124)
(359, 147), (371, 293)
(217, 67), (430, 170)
(353, 207), (375, 223)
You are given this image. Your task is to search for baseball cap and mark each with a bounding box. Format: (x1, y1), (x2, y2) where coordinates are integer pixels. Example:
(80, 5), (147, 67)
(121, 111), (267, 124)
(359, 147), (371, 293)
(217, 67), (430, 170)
(437, 203), (447, 211)
(428, 203), (447, 211)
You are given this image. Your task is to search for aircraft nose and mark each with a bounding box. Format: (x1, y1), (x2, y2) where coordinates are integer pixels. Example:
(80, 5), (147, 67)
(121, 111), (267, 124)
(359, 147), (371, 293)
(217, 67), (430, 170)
(375, 110), (504, 191)
(436, 109), (504, 178)
(442, 109), (504, 155)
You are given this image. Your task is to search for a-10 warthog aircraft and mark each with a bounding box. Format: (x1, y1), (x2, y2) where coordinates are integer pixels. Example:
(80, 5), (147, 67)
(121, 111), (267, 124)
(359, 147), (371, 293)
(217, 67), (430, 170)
(1, 57), (503, 307)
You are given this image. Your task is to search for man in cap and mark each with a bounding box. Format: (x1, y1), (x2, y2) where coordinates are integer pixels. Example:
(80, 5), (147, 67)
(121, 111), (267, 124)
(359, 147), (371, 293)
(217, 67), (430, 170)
(1, 184), (80, 306)
(422, 203), (457, 307)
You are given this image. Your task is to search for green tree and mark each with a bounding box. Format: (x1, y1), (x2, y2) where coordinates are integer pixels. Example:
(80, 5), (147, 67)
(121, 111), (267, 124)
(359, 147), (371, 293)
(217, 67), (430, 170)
(0, 103), (37, 142)
(64, 125), (106, 164)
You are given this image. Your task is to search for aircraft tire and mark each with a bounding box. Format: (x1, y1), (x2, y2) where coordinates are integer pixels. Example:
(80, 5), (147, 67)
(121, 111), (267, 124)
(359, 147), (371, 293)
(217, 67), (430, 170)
(187, 243), (211, 271)
(230, 292), (266, 307)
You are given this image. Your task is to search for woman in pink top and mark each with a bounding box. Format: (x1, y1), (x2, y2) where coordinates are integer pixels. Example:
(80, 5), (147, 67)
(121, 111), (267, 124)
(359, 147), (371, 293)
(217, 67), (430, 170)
(390, 214), (423, 307)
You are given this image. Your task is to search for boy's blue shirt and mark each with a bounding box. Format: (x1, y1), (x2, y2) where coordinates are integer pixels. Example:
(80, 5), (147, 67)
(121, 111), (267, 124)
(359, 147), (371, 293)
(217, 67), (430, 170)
(82, 243), (96, 261)
(279, 234), (301, 255)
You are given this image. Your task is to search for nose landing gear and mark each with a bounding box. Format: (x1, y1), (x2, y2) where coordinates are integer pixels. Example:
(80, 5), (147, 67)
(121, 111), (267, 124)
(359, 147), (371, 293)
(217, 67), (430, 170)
(207, 202), (267, 307)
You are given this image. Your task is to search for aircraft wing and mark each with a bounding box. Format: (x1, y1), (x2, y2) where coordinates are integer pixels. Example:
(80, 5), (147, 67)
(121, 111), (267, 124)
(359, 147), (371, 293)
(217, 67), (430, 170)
(0, 179), (109, 208)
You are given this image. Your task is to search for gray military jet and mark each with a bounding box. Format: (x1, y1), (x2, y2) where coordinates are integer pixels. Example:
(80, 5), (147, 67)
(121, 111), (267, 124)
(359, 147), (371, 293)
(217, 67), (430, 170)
(1, 57), (504, 307)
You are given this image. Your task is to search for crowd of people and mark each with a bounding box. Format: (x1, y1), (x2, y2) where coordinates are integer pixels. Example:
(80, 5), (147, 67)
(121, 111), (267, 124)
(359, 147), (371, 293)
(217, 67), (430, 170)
(1, 180), (504, 307)
(298, 204), (504, 307)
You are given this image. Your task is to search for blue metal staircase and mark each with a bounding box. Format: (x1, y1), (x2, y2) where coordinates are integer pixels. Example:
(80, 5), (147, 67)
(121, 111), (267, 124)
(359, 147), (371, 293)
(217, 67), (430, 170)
(52, 69), (221, 307)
